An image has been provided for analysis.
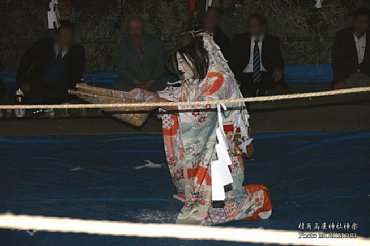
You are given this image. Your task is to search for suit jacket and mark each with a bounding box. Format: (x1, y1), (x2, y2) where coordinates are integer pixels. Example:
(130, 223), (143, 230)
(16, 38), (86, 92)
(230, 33), (284, 81)
(213, 28), (232, 60)
(331, 28), (370, 83)
(115, 34), (168, 92)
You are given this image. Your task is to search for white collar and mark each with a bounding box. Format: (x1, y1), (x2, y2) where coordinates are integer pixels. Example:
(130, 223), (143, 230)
(54, 43), (68, 58)
(353, 32), (367, 41)
(251, 34), (264, 43)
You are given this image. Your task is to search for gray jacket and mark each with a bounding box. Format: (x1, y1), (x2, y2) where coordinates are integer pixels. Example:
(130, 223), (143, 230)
(115, 34), (168, 92)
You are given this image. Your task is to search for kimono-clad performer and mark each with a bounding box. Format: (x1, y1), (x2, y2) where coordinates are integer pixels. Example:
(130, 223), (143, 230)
(131, 32), (272, 225)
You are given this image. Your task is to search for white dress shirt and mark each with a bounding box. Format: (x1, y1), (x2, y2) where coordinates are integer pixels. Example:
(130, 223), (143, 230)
(353, 33), (366, 65)
(243, 35), (267, 73)
(54, 43), (68, 58)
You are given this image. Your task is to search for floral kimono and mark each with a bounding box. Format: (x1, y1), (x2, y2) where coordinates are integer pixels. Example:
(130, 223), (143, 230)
(158, 38), (272, 225)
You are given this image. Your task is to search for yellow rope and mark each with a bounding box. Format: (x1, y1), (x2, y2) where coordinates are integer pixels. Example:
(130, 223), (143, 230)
(1, 87), (370, 110)
(0, 213), (368, 246)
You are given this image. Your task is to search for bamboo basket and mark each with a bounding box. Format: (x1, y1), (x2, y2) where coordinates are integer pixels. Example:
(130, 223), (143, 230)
(69, 84), (150, 127)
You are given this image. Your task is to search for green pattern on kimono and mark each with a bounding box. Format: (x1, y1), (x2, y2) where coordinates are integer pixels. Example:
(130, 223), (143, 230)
(160, 68), (272, 225)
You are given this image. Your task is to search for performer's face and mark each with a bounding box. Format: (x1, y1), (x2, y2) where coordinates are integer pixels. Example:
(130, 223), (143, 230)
(176, 53), (195, 80)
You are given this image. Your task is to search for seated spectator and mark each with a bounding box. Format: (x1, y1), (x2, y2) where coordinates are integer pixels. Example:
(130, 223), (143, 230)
(16, 21), (86, 104)
(114, 16), (168, 92)
(202, 8), (231, 60)
(332, 7), (370, 89)
(230, 14), (288, 97)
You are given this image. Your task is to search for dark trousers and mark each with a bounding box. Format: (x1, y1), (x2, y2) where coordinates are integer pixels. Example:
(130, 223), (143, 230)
(238, 72), (279, 97)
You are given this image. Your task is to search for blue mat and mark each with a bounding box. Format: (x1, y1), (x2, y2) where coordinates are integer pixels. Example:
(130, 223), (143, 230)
(0, 64), (333, 89)
(0, 132), (369, 245)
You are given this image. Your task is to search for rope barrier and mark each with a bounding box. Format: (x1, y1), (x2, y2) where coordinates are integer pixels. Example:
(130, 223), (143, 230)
(0, 213), (368, 246)
(0, 87), (369, 110)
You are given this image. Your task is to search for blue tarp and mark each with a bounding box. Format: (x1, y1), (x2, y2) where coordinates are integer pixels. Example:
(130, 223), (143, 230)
(0, 64), (334, 89)
(0, 71), (120, 88)
(284, 64), (333, 84)
(0, 132), (369, 245)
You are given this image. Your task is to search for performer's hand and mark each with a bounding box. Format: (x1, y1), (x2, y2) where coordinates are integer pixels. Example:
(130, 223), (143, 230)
(246, 143), (254, 158)
(272, 68), (283, 82)
(173, 194), (185, 203)
(127, 88), (162, 111)
(128, 88), (159, 102)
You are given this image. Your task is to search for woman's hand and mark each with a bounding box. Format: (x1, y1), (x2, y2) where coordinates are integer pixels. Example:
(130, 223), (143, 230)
(126, 88), (162, 111)
(128, 88), (179, 112)
(128, 88), (160, 102)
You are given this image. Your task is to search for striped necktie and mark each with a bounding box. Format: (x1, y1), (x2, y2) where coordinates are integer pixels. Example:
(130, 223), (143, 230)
(253, 39), (262, 83)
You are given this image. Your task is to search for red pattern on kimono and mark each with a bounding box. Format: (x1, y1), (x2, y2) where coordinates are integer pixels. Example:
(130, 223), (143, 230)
(159, 71), (272, 225)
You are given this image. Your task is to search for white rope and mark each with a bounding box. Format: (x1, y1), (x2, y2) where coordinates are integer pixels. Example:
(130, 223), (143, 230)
(0, 213), (368, 246)
(0, 87), (369, 110)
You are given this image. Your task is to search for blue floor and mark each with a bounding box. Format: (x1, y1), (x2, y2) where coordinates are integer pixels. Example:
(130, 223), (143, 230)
(0, 132), (369, 245)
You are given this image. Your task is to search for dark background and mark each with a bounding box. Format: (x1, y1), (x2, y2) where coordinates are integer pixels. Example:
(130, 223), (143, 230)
(1, 0), (370, 70)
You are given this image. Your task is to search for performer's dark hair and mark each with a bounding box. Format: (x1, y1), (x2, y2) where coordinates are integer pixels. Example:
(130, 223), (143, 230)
(57, 20), (76, 33)
(247, 13), (268, 26)
(353, 7), (370, 19)
(168, 33), (209, 81)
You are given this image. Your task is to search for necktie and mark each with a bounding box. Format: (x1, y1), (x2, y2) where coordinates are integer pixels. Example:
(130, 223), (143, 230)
(137, 45), (144, 65)
(57, 50), (63, 60)
(137, 44), (145, 75)
(253, 40), (262, 83)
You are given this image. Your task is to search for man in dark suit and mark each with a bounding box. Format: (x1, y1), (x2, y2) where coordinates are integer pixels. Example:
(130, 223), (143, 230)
(114, 16), (168, 92)
(332, 7), (370, 89)
(16, 21), (86, 104)
(202, 8), (232, 60)
(230, 14), (287, 97)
